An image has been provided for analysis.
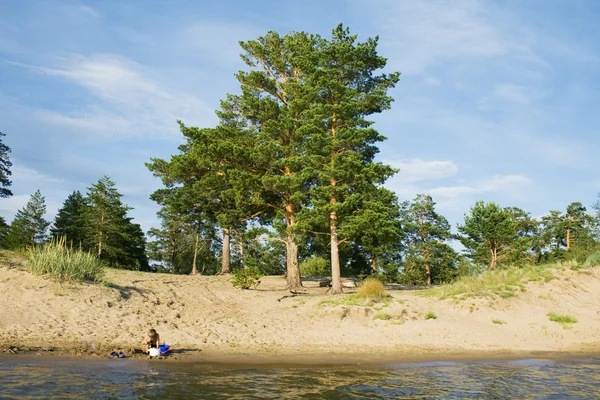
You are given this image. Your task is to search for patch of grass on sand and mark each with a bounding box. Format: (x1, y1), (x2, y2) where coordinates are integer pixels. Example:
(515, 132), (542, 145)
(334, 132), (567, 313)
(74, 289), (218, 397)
(547, 312), (578, 327)
(424, 311), (437, 320)
(27, 237), (103, 282)
(492, 319), (507, 325)
(317, 294), (391, 308)
(419, 263), (559, 300)
(373, 312), (392, 320)
(356, 278), (388, 300)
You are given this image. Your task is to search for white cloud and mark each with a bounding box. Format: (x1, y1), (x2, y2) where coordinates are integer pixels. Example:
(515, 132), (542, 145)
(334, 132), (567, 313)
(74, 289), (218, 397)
(369, 0), (515, 74)
(387, 159), (458, 183)
(18, 54), (215, 139)
(428, 174), (531, 198)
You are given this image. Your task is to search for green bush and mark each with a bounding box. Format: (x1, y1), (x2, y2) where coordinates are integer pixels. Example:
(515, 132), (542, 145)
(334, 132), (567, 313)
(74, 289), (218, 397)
(232, 267), (263, 289)
(299, 256), (330, 277)
(356, 277), (387, 300)
(584, 252), (600, 267)
(26, 237), (103, 282)
(425, 311), (437, 320)
(547, 312), (577, 325)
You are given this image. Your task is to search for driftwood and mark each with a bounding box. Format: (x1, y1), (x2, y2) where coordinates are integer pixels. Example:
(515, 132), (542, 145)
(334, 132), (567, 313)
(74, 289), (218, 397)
(277, 290), (309, 302)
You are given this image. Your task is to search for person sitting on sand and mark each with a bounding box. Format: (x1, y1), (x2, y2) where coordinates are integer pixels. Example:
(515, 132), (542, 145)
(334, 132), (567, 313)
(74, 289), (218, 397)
(143, 328), (160, 354)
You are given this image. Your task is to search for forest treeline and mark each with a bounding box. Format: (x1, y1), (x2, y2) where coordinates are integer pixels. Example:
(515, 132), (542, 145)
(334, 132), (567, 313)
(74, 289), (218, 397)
(1, 26), (600, 292)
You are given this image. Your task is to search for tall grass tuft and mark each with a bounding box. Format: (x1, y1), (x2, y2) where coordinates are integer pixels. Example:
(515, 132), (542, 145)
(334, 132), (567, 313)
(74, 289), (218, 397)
(584, 252), (600, 267)
(357, 277), (387, 300)
(26, 237), (103, 282)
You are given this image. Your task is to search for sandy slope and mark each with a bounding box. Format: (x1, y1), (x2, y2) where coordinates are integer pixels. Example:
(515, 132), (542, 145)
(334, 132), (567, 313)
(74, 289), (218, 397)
(1, 254), (600, 362)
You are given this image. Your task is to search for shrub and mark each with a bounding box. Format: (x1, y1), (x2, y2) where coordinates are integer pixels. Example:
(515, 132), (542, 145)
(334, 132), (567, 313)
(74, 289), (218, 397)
(356, 277), (387, 300)
(232, 267), (263, 289)
(425, 311), (437, 320)
(492, 319), (507, 325)
(420, 263), (557, 300)
(373, 312), (392, 320)
(26, 237), (103, 282)
(584, 252), (600, 267)
(299, 256), (330, 277)
(547, 312), (578, 325)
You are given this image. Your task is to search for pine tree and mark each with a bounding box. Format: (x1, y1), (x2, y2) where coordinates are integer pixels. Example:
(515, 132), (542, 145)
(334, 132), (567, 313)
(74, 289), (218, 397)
(401, 194), (457, 285)
(83, 176), (134, 266)
(339, 187), (403, 277)
(51, 191), (87, 246)
(458, 201), (515, 269)
(3, 190), (50, 248)
(0, 217), (9, 245)
(302, 25), (400, 293)
(504, 207), (539, 264)
(0, 132), (12, 198)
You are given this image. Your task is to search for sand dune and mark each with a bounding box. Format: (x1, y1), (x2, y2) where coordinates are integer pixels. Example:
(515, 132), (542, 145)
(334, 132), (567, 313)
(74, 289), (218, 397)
(1, 254), (599, 362)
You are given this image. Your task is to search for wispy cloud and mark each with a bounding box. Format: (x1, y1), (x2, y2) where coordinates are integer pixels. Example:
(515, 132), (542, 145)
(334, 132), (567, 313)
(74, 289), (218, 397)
(428, 175), (531, 198)
(368, 0), (517, 74)
(15, 54), (215, 139)
(386, 159), (458, 183)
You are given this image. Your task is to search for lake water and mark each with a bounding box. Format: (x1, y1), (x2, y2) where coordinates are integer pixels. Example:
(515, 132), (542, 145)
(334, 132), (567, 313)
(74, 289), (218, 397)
(1, 357), (600, 399)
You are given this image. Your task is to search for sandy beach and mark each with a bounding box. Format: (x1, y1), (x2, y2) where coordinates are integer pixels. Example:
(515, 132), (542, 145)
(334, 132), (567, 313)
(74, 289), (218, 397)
(1, 254), (600, 363)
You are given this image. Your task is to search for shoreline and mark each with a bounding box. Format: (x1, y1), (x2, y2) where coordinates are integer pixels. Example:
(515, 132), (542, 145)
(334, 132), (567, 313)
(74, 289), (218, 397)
(2, 343), (600, 366)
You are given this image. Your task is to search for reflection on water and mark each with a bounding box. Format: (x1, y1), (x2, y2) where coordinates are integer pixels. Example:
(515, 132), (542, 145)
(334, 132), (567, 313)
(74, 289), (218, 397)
(1, 357), (600, 399)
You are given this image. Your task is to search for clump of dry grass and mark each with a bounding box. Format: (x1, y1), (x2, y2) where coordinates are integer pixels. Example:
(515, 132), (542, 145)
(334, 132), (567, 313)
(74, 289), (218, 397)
(357, 278), (387, 300)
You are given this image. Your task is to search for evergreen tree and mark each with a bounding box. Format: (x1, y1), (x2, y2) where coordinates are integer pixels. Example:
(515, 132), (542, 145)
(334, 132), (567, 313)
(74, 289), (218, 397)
(400, 194), (457, 285)
(83, 176), (148, 270)
(458, 201), (515, 269)
(540, 210), (567, 259)
(51, 191), (86, 246)
(504, 207), (539, 264)
(0, 217), (9, 245)
(3, 190), (50, 248)
(565, 202), (595, 251)
(84, 176), (130, 261)
(147, 207), (195, 273)
(302, 25), (400, 293)
(147, 125), (255, 276)
(339, 187), (403, 278)
(0, 132), (12, 198)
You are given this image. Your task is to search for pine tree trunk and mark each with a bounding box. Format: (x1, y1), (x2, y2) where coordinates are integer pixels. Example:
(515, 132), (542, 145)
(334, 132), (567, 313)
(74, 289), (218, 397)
(191, 233), (199, 275)
(285, 202), (302, 289)
(566, 227), (571, 251)
(286, 229), (301, 289)
(371, 256), (377, 274)
(97, 232), (103, 259)
(425, 264), (431, 286)
(221, 228), (231, 274)
(97, 211), (104, 259)
(490, 247), (497, 269)
(236, 231), (244, 268)
(330, 210), (342, 294)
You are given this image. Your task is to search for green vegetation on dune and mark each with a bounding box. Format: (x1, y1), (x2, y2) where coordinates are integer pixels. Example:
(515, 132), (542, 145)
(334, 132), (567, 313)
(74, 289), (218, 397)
(419, 262), (567, 300)
(547, 312), (578, 328)
(26, 237), (103, 282)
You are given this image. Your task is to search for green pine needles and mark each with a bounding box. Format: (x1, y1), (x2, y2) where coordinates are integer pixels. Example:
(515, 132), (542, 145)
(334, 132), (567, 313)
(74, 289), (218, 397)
(26, 237), (103, 282)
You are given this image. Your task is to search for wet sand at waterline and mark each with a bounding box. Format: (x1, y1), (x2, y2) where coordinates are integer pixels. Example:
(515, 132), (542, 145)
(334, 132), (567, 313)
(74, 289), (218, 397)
(1, 257), (600, 363)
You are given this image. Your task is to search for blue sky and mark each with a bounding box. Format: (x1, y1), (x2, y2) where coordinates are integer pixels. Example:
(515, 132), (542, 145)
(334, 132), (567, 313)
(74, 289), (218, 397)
(1, 0), (599, 234)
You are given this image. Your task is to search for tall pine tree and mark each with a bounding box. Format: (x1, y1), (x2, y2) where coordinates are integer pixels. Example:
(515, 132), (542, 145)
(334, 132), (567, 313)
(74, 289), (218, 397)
(401, 194), (457, 285)
(3, 190), (50, 248)
(51, 191), (86, 246)
(303, 25), (399, 293)
(0, 132), (12, 198)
